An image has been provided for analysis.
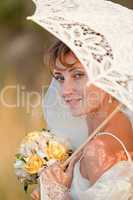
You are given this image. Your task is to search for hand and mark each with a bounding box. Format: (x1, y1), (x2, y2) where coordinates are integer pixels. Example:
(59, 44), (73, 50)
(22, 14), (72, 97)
(31, 185), (40, 200)
(41, 157), (78, 189)
(30, 154), (80, 200)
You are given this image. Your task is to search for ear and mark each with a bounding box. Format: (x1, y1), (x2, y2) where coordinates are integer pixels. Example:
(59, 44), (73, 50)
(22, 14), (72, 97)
(85, 84), (106, 106)
(99, 89), (108, 105)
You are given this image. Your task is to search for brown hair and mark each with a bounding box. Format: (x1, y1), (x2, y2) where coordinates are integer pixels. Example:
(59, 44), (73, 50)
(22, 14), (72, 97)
(45, 40), (76, 75)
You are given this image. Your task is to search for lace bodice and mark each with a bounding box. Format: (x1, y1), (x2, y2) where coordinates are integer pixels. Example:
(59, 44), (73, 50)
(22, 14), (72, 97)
(70, 160), (133, 200)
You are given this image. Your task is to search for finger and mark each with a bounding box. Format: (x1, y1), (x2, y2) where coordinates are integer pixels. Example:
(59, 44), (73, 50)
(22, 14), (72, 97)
(43, 168), (58, 182)
(51, 159), (77, 181)
(47, 163), (67, 185)
(49, 162), (74, 187)
(30, 194), (39, 200)
(49, 165), (69, 187)
(63, 151), (82, 171)
(38, 165), (47, 176)
(50, 164), (64, 183)
(65, 155), (81, 187)
(66, 155), (79, 175)
(31, 189), (40, 200)
(52, 166), (62, 181)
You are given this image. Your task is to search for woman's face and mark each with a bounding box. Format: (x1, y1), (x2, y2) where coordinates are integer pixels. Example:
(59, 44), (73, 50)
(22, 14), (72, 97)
(53, 51), (106, 116)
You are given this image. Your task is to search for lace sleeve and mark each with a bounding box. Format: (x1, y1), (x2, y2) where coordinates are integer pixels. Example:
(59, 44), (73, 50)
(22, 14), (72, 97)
(39, 172), (70, 200)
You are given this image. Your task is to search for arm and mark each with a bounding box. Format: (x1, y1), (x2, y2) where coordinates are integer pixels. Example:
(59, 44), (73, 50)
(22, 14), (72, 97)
(31, 134), (133, 200)
(31, 135), (116, 199)
(31, 155), (79, 200)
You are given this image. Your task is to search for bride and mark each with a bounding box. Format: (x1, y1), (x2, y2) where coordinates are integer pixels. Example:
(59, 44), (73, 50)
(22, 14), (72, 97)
(31, 40), (133, 200)
(28, 0), (133, 199)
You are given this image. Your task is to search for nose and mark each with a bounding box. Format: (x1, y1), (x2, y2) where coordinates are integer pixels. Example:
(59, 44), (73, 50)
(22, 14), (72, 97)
(61, 78), (75, 99)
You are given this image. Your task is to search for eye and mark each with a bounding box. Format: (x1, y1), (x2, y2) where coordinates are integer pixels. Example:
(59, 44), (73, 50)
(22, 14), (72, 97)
(73, 72), (85, 79)
(54, 75), (65, 82)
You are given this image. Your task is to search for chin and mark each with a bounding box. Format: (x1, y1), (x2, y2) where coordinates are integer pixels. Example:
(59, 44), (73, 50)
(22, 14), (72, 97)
(70, 107), (88, 117)
(70, 105), (97, 117)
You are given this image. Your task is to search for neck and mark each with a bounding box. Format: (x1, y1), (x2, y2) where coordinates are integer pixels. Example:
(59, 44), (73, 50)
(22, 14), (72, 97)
(86, 96), (120, 134)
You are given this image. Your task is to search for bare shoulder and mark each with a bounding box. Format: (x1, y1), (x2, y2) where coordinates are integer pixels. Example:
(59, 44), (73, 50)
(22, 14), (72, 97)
(80, 112), (133, 183)
(84, 134), (119, 158)
(80, 135), (118, 183)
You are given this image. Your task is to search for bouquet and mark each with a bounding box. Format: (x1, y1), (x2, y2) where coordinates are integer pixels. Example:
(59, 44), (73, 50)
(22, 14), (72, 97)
(14, 129), (73, 192)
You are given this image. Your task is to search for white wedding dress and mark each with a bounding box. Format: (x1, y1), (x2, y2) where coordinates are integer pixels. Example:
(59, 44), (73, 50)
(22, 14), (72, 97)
(69, 108), (133, 200)
(71, 160), (133, 200)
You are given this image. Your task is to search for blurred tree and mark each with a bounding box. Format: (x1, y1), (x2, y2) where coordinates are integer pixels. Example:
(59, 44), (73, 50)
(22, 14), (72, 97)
(0, 0), (34, 29)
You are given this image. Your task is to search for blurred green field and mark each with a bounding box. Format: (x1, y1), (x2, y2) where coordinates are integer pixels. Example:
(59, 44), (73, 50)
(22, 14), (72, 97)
(0, 0), (133, 200)
(0, 1), (52, 199)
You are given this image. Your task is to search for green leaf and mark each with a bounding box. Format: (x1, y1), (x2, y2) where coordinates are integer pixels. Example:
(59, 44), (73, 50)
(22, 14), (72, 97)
(42, 128), (50, 132)
(46, 141), (49, 146)
(24, 182), (28, 193)
(20, 158), (27, 163)
(15, 154), (26, 163)
(42, 128), (47, 131)
(44, 157), (49, 161)
(15, 153), (22, 159)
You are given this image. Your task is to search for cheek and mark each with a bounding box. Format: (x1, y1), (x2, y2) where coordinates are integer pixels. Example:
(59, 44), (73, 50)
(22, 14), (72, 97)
(83, 85), (106, 109)
(76, 79), (88, 96)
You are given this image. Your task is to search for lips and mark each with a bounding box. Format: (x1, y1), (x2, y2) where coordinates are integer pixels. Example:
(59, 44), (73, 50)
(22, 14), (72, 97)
(65, 98), (82, 107)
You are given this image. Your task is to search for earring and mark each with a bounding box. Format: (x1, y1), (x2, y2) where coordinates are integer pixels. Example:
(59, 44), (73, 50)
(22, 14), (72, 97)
(108, 95), (112, 104)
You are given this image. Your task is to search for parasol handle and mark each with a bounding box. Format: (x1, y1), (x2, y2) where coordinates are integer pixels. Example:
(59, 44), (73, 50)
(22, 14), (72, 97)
(62, 103), (123, 170)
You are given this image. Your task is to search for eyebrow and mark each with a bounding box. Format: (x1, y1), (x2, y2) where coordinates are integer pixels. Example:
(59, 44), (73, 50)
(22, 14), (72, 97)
(53, 71), (62, 75)
(68, 66), (83, 72)
(54, 67), (66, 72)
(54, 65), (83, 74)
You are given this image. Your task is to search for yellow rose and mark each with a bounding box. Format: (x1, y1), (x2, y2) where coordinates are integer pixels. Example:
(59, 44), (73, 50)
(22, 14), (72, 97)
(25, 154), (46, 174)
(46, 140), (69, 161)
